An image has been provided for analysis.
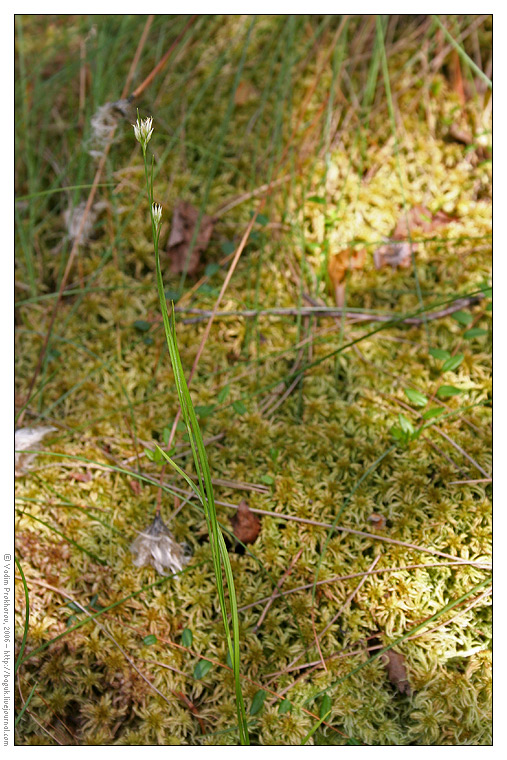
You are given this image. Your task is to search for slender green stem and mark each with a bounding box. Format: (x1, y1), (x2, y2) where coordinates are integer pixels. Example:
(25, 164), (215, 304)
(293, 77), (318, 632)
(136, 118), (250, 744)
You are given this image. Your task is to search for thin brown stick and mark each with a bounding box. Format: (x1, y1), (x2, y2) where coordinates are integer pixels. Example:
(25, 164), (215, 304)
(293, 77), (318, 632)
(19, 577), (176, 708)
(131, 16), (196, 98)
(406, 587), (491, 642)
(212, 175), (291, 218)
(268, 586), (492, 696)
(448, 478), (491, 485)
(269, 555), (381, 687)
(143, 631), (349, 741)
(253, 548), (304, 633)
(176, 295), (483, 325)
(150, 482), (491, 570)
(434, 426), (490, 478)
(237, 560), (491, 612)
(123, 15), (154, 97)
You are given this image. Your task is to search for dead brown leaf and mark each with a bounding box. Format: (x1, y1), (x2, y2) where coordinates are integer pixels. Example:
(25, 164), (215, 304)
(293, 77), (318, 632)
(449, 49), (466, 105)
(393, 204), (454, 239)
(167, 201), (214, 275)
(128, 479), (141, 495)
(373, 241), (413, 271)
(368, 512), (387, 530)
(374, 205), (456, 271)
(381, 649), (411, 695)
(328, 248), (367, 306)
(231, 499), (261, 544)
(234, 79), (259, 106)
(69, 470), (92, 483)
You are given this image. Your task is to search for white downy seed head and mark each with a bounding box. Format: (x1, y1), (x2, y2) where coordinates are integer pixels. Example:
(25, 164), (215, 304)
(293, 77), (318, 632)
(15, 426), (57, 476)
(130, 514), (189, 576)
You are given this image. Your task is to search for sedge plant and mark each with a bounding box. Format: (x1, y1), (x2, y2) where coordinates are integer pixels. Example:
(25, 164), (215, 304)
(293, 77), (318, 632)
(133, 113), (249, 745)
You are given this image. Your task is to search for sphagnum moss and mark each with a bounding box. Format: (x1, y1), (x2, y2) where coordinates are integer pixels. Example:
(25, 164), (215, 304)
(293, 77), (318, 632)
(15, 16), (490, 746)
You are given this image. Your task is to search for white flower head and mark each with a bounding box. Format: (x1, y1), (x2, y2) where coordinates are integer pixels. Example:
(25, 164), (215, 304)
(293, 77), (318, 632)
(152, 202), (162, 231)
(133, 115), (154, 149)
(130, 514), (189, 576)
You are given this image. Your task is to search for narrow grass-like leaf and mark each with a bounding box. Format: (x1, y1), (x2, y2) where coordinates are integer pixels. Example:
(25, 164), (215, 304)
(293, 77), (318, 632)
(15, 681), (38, 727)
(15, 557), (30, 673)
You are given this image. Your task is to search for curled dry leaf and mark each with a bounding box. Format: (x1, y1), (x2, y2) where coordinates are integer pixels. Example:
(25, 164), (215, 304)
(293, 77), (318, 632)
(381, 649), (411, 695)
(328, 247), (366, 306)
(369, 512), (387, 530)
(374, 241), (413, 271)
(69, 470), (93, 483)
(392, 204), (455, 240)
(128, 479), (142, 495)
(374, 205), (456, 271)
(234, 79), (259, 106)
(231, 499), (261, 544)
(167, 201), (214, 275)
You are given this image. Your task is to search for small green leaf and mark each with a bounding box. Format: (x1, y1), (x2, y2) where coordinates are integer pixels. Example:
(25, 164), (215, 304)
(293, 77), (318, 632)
(144, 448), (155, 461)
(66, 614), (78, 627)
(464, 328), (488, 339)
(260, 474), (274, 485)
(152, 445), (163, 463)
(162, 427), (171, 445)
(390, 425), (404, 442)
(278, 699), (292, 714)
(307, 195), (326, 204)
(250, 689), (267, 716)
(442, 354), (464, 373)
(197, 283), (216, 295)
(232, 400), (247, 415)
(143, 335), (154, 346)
(66, 601), (82, 613)
(133, 319), (151, 332)
(452, 310), (473, 326)
(205, 263), (220, 277)
(422, 407), (445, 420)
(217, 385), (230, 403)
(436, 385), (463, 399)
(193, 659), (213, 679)
(221, 241), (236, 255)
(398, 414), (414, 435)
(165, 289), (180, 302)
(404, 388), (428, 407)
(195, 404), (215, 417)
(256, 213), (269, 227)
(320, 694), (332, 719)
(143, 634), (157, 646)
(176, 420), (187, 432)
(269, 447), (279, 461)
(429, 348), (451, 361)
(181, 628), (193, 647)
